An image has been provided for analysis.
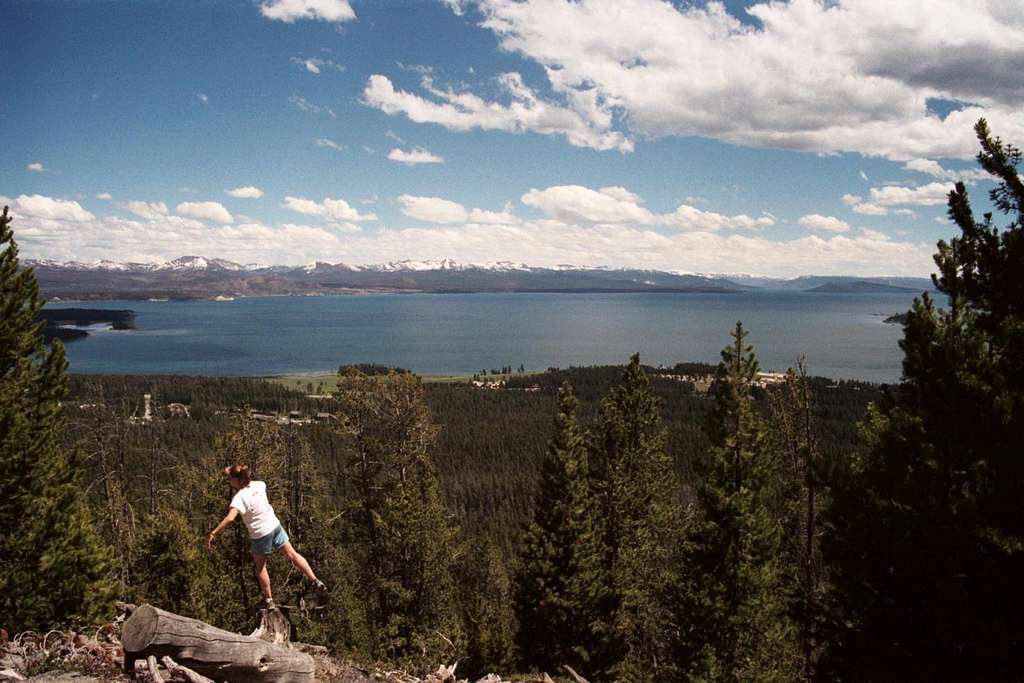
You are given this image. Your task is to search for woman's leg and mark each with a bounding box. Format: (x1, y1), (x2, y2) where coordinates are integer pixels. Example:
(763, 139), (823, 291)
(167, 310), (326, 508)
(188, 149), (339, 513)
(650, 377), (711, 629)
(280, 543), (317, 581)
(252, 552), (272, 599)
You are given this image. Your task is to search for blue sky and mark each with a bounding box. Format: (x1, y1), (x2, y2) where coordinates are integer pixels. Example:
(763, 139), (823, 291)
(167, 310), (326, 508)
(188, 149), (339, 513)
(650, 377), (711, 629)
(3, 0), (1022, 276)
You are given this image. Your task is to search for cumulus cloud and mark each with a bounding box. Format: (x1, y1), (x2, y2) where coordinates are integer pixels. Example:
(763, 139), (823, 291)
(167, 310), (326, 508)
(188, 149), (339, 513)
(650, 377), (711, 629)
(799, 214), (851, 233)
(868, 182), (953, 206)
(521, 185), (653, 224)
(397, 195), (469, 224)
(468, 207), (520, 224)
(120, 201), (169, 221)
(281, 196), (377, 222)
(176, 201), (234, 224)
(860, 228), (890, 241)
(12, 193), (938, 277)
(96, 192), (113, 200)
(9, 194), (94, 222)
(259, 0), (355, 23)
(363, 73), (633, 153)
(521, 184), (773, 231)
(387, 147), (445, 165)
(424, 0), (1024, 160)
(27, 162), (45, 172)
(663, 205), (774, 231)
(226, 186), (264, 199)
(902, 158), (989, 182)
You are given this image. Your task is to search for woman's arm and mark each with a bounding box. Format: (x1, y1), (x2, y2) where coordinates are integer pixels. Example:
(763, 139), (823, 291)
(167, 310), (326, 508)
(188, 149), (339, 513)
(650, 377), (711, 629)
(207, 507), (240, 549)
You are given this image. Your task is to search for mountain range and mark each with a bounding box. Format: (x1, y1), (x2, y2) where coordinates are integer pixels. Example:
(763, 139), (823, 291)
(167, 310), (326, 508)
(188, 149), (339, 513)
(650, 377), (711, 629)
(26, 256), (935, 300)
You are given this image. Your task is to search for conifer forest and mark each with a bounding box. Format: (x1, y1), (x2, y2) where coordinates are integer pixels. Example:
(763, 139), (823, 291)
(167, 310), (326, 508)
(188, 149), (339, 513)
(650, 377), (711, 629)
(3, 120), (1023, 681)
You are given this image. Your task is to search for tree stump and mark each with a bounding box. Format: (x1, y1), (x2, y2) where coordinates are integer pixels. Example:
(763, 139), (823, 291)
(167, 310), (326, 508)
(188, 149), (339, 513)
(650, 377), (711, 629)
(121, 604), (314, 682)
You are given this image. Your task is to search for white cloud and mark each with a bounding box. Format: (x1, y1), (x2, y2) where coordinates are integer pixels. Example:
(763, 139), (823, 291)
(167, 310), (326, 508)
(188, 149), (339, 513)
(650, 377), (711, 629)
(315, 138), (344, 151)
(663, 204), (774, 231)
(468, 207), (520, 225)
(259, 0), (355, 23)
(176, 201), (234, 224)
(466, 0), (1024, 160)
(196, 93), (209, 105)
(291, 56), (344, 74)
(859, 170), (869, 182)
(851, 202), (890, 216)
(860, 228), (890, 241)
(363, 73), (634, 153)
(27, 162), (45, 172)
(521, 184), (772, 231)
(397, 195), (469, 224)
(868, 182), (953, 206)
(521, 185), (652, 224)
(281, 196), (377, 222)
(442, 0), (465, 16)
(598, 186), (642, 203)
(226, 186), (265, 199)
(9, 194), (94, 222)
(387, 147), (445, 165)
(799, 214), (850, 233)
(120, 201), (169, 221)
(290, 94), (336, 119)
(902, 158), (989, 182)
(96, 192), (113, 200)
(13, 199), (939, 277)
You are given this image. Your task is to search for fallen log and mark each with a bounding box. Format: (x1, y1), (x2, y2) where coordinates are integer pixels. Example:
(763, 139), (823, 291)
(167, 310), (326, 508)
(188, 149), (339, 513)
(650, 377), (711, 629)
(121, 604), (314, 683)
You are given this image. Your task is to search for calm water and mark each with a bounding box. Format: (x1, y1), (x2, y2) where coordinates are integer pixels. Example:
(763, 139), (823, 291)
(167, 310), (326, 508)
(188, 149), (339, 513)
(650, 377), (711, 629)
(48, 291), (925, 383)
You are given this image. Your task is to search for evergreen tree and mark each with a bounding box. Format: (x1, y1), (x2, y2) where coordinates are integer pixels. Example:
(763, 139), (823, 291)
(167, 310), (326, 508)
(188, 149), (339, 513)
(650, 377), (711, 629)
(586, 355), (682, 681)
(681, 323), (800, 680)
(0, 206), (114, 631)
(460, 538), (517, 678)
(514, 382), (590, 673)
(823, 120), (1024, 679)
(333, 368), (465, 672)
(769, 361), (826, 680)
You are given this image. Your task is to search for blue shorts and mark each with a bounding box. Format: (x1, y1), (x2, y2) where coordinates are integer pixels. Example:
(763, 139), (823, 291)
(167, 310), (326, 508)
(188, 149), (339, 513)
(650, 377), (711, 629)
(251, 525), (289, 555)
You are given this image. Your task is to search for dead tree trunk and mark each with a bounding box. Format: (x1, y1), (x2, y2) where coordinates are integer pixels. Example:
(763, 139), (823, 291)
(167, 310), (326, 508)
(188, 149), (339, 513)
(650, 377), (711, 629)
(121, 604), (314, 682)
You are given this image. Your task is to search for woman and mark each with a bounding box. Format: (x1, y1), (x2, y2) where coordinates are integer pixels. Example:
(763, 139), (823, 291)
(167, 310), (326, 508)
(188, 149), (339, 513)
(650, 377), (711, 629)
(207, 464), (327, 609)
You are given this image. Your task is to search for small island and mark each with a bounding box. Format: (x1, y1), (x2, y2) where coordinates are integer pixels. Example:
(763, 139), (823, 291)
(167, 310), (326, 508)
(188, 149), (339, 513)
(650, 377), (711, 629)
(39, 308), (135, 343)
(884, 312), (909, 325)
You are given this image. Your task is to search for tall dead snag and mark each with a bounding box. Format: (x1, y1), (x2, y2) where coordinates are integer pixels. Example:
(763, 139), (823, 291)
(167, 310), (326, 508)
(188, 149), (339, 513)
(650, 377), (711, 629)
(121, 604), (314, 682)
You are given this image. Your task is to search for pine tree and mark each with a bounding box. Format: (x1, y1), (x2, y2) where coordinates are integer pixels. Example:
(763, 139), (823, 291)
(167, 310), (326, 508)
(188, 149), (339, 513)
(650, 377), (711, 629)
(333, 368), (465, 672)
(823, 119), (1024, 679)
(769, 361), (826, 680)
(681, 323), (800, 680)
(0, 205), (114, 632)
(586, 355), (682, 681)
(514, 382), (590, 673)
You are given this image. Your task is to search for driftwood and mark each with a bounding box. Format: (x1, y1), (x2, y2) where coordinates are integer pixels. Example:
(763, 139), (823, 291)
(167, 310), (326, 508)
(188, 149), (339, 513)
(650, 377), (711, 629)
(121, 604), (314, 683)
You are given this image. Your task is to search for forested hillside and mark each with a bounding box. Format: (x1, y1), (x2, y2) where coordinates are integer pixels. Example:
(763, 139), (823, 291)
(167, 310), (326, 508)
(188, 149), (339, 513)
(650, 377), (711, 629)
(62, 366), (876, 559)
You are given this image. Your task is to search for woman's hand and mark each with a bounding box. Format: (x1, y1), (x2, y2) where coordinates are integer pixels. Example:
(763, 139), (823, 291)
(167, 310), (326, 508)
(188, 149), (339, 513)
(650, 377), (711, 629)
(207, 508), (239, 550)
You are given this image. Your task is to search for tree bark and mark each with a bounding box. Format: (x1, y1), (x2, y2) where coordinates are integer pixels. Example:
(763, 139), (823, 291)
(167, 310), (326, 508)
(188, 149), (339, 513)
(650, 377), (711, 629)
(121, 604), (314, 682)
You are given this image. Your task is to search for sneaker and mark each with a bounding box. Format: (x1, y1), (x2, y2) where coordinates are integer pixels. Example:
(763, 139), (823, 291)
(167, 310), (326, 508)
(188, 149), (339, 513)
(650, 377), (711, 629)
(259, 597), (276, 610)
(312, 579), (329, 593)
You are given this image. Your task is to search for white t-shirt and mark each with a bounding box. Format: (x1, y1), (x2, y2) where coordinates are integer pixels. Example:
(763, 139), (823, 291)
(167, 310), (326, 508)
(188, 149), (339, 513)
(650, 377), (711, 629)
(230, 481), (282, 539)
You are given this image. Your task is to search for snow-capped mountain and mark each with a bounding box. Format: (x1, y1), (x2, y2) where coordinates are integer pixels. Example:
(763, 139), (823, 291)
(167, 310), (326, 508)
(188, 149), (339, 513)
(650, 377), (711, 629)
(27, 255), (751, 299)
(29, 255), (931, 300)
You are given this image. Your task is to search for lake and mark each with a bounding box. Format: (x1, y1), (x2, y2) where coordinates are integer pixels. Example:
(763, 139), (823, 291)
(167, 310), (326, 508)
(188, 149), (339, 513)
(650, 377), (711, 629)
(48, 291), (926, 383)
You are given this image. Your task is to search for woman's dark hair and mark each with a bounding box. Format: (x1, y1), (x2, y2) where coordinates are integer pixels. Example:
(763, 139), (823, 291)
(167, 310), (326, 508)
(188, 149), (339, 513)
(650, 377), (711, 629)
(227, 464), (251, 486)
